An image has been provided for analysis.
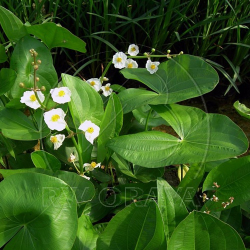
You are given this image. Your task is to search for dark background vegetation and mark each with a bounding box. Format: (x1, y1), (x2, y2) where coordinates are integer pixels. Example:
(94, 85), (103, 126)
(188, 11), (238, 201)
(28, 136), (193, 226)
(0, 0), (249, 102)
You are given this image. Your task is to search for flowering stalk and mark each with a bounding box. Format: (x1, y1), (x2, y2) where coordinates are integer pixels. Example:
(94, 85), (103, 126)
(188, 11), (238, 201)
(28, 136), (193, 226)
(30, 49), (47, 110)
(65, 125), (84, 174)
(100, 61), (112, 83)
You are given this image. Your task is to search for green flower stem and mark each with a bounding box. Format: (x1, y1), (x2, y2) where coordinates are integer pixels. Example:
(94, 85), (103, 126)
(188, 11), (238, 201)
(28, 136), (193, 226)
(65, 126), (84, 174)
(145, 108), (152, 131)
(127, 54), (178, 59)
(100, 61), (112, 82)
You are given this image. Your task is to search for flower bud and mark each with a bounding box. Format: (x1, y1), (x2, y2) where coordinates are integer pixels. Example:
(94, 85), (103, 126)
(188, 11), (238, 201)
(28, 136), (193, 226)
(34, 65), (39, 70)
(37, 59), (41, 64)
(19, 82), (25, 88)
(31, 62), (35, 65)
(167, 49), (171, 54)
(179, 51), (184, 55)
(103, 76), (109, 81)
(40, 86), (46, 92)
(36, 77), (40, 82)
(151, 48), (155, 53)
(143, 52), (148, 56)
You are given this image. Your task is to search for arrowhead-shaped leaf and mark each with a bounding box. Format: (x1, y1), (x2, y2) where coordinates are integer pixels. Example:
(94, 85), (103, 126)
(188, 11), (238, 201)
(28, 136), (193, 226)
(107, 104), (248, 167)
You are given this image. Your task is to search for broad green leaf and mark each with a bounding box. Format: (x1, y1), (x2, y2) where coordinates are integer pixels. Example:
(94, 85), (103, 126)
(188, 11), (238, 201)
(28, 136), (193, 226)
(121, 54), (218, 99)
(168, 211), (245, 250)
(111, 152), (135, 179)
(96, 200), (166, 250)
(72, 214), (99, 250)
(97, 93), (123, 162)
(91, 168), (111, 182)
(202, 155), (250, 212)
(61, 74), (103, 127)
(83, 184), (113, 223)
(134, 165), (164, 183)
(157, 178), (188, 240)
(0, 172), (78, 250)
(0, 44), (7, 63)
(31, 150), (61, 171)
(0, 7), (28, 42)
(0, 168), (95, 204)
(107, 104), (248, 168)
(118, 88), (167, 114)
(177, 163), (205, 208)
(62, 74), (104, 163)
(0, 168), (52, 178)
(0, 133), (15, 159)
(0, 68), (16, 96)
(220, 206), (242, 232)
(5, 98), (26, 109)
(111, 153), (163, 182)
(26, 23), (86, 52)
(54, 170), (95, 203)
(0, 108), (50, 140)
(10, 35), (58, 98)
(234, 100), (250, 119)
(132, 104), (168, 127)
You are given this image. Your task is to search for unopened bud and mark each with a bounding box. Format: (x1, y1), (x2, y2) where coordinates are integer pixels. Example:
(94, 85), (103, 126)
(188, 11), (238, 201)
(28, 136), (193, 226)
(32, 3), (36, 8)
(40, 86), (46, 92)
(143, 52), (148, 56)
(167, 50), (171, 54)
(34, 52), (38, 57)
(19, 82), (25, 88)
(179, 51), (184, 55)
(151, 48), (155, 53)
(36, 77), (40, 82)
(34, 65), (39, 70)
(31, 62), (35, 65)
(37, 59), (41, 64)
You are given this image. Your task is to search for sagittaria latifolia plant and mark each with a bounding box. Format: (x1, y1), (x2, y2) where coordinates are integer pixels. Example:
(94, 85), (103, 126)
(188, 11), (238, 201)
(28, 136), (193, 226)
(1, 6), (250, 250)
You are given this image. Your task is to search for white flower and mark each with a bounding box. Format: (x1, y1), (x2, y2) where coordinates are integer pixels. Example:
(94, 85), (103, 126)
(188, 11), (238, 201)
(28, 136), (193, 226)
(112, 52), (127, 69)
(86, 78), (102, 92)
(50, 87), (71, 104)
(20, 90), (45, 109)
(146, 60), (160, 74)
(44, 108), (67, 131)
(128, 44), (139, 56)
(125, 59), (138, 69)
(84, 162), (101, 171)
(78, 120), (100, 144)
(101, 83), (113, 97)
(50, 134), (65, 150)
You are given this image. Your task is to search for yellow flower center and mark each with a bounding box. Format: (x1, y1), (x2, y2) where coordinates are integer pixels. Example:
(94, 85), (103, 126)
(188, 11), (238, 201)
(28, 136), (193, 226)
(58, 90), (65, 97)
(51, 114), (60, 122)
(150, 64), (156, 70)
(90, 81), (95, 86)
(87, 127), (94, 133)
(90, 162), (97, 168)
(50, 136), (58, 143)
(131, 47), (136, 52)
(127, 63), (133, 68)
(116, 57), (122, 63)
(105, 86), (110, 91)
(30, 95), (37, 102)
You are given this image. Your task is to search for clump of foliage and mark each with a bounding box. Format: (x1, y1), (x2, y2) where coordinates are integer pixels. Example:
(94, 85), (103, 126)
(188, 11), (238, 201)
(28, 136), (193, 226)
(0, 6), (250, 250)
